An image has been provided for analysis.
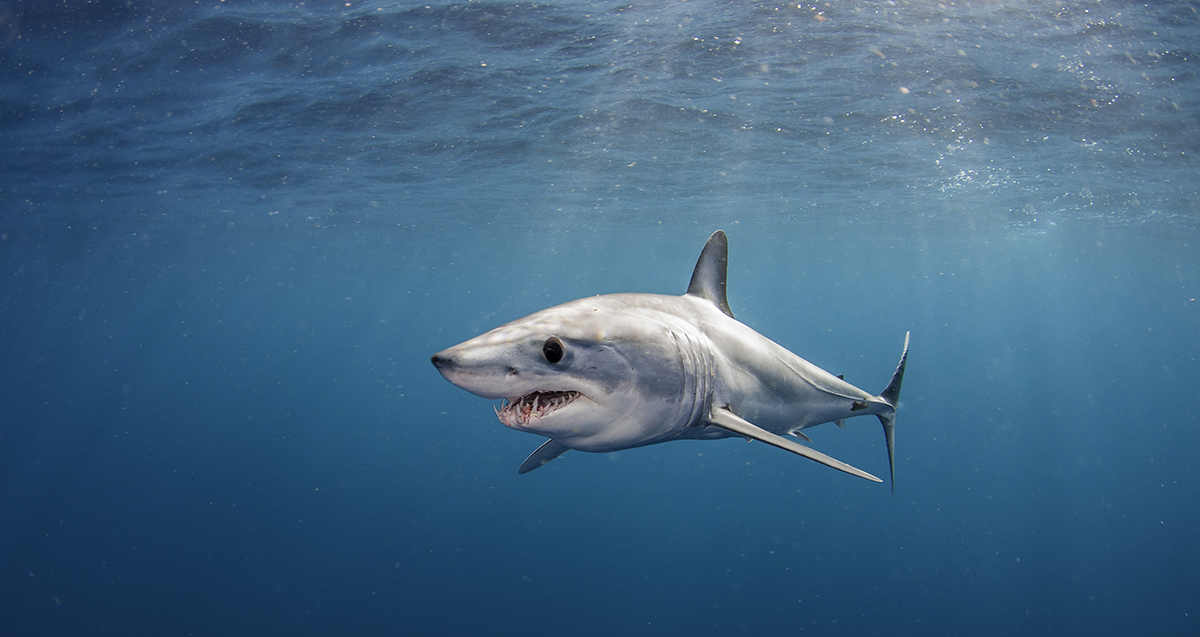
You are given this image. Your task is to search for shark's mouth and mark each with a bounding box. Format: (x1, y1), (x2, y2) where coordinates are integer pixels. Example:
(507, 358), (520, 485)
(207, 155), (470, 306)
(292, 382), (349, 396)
(495, 391), (582, 427)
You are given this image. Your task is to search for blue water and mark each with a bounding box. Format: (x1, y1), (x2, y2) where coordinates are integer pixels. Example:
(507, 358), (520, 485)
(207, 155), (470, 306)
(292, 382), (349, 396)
(2, 0), (1198, 634)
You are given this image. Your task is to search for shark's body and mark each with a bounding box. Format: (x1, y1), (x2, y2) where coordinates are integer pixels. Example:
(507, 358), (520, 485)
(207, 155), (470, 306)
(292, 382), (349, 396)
(431, 231), (909, 489)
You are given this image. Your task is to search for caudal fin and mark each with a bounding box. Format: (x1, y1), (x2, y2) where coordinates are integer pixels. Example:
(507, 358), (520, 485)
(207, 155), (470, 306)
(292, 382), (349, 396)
(877, 331), (910, 493)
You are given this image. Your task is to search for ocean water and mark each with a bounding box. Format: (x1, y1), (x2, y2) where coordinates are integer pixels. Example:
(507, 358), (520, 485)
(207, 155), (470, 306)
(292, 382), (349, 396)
(2, 0), (1198, 634)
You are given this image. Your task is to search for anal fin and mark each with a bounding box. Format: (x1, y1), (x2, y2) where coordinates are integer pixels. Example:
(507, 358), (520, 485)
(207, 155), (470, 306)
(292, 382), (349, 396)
(518, 439), (570, 474)
(709, 407), (881, 483)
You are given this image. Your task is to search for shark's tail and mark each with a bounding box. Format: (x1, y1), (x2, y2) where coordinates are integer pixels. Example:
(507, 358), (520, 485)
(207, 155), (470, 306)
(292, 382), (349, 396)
(877, 331), (910, 494)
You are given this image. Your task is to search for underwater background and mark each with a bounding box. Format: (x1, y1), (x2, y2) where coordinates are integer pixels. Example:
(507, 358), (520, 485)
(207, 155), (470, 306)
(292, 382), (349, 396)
(2, 0), (1198, 634)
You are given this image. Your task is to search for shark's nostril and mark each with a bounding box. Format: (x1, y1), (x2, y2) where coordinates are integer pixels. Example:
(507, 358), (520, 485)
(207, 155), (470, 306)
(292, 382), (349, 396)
(431, 352), (452, 369)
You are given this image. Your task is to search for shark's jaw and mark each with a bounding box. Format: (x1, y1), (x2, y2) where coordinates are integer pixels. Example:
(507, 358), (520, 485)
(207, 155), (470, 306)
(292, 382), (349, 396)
(495, 390), (583, 428)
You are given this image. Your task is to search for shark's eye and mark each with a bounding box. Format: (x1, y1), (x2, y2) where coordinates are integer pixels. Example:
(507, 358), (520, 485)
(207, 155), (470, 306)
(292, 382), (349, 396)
(542, 337), (564, 363)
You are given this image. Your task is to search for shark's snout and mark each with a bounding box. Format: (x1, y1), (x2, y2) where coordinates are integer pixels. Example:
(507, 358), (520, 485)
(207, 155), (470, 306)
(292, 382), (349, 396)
(431, 350), (468, 386)
(430, 350), (453, 372)
(429, 346), (513, 400)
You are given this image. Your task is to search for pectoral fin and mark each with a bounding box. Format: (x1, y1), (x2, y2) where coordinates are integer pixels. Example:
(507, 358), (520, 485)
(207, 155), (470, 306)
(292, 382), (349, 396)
(709, 407), (881, 483)
(518, 439), (570, 474)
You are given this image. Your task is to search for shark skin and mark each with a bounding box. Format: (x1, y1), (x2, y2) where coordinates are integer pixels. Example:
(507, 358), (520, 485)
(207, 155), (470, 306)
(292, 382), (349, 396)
(431, 230), (909, 490)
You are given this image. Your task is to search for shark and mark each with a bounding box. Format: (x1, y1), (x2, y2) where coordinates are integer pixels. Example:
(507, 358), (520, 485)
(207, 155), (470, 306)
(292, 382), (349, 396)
(431, 230), (909, 490)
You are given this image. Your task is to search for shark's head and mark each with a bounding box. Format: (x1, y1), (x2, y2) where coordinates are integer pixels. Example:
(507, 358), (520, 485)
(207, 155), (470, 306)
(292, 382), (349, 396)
(431, 294), (712, 452)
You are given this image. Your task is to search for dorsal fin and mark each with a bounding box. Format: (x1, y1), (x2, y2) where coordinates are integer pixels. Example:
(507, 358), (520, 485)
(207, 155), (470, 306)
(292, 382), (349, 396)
(686, 230), (734, 318)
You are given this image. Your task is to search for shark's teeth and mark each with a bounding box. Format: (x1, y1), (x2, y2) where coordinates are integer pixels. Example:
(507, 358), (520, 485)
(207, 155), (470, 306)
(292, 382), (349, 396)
(497, 391), (581, 427)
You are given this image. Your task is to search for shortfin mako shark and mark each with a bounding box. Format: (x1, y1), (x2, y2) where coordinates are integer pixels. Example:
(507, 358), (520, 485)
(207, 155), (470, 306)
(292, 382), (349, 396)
(431, 230), (909, 490)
